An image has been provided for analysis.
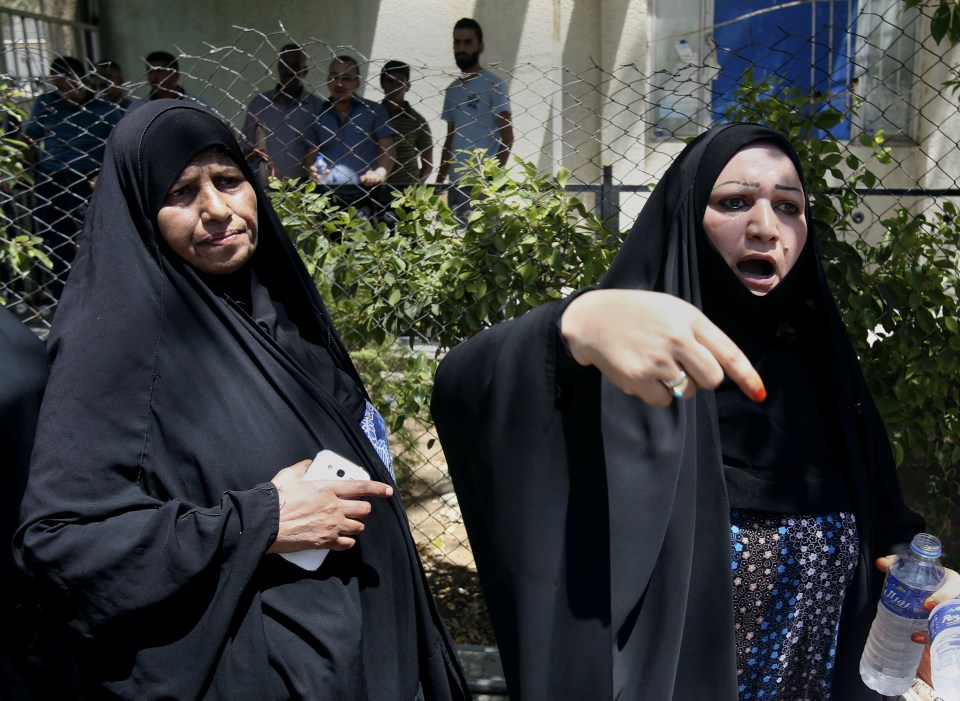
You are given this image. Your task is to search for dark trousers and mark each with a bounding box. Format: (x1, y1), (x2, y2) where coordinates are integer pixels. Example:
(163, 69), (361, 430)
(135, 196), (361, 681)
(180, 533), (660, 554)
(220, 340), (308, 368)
(324, 184), (398, 238)
(446, 184), (472, 226)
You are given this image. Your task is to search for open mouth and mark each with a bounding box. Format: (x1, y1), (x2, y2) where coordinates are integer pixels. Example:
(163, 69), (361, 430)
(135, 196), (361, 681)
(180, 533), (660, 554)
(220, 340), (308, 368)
(737, 258), (775, 279)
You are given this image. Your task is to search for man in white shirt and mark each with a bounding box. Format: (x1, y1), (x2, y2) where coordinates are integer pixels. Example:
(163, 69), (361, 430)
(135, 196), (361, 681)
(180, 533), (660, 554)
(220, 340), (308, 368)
(437, 17), (513, 222)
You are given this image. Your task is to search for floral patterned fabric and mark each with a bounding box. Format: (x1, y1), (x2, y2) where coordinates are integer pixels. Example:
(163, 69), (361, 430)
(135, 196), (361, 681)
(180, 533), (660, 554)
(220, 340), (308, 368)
(730, 510), (859, 700)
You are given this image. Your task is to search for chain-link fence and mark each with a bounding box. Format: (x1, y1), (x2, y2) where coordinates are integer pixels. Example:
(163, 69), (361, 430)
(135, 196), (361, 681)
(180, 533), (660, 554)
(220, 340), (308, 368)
(2, 6), (959, 653)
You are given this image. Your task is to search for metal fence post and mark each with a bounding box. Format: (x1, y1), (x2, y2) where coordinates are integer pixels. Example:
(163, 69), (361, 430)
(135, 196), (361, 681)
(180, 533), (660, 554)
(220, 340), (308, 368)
(599, 164), (619, 232)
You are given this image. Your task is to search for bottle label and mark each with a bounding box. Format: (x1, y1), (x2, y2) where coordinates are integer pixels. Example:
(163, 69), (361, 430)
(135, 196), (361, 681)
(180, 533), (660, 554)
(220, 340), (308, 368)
(879, 572), (933, 619)
(929, 601), (960, 642)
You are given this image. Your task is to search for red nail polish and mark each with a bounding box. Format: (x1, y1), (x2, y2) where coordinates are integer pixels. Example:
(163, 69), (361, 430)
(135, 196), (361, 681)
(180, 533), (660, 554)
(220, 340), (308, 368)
(752, 385), (767, 403)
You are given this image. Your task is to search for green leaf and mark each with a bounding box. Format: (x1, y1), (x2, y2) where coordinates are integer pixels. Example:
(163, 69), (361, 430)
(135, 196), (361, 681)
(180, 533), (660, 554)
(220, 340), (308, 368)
(813, 111), (843, 130)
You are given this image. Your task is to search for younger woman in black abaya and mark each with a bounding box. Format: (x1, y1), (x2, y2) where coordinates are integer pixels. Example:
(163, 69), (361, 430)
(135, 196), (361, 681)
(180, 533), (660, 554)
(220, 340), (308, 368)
(431, 123), (959, 700)
(15, 100), (469, 700)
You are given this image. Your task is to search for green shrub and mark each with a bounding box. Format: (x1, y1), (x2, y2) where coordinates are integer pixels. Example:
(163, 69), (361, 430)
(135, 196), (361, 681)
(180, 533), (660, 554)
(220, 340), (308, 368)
(269, 158), (617, 443)
(0, 79), (50, 301)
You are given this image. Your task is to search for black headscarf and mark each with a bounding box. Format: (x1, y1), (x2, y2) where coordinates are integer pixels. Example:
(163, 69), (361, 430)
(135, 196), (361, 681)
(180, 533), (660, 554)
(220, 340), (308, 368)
(83, 97), (365, 416)
(16, 100), (468, 700)
(598, 122), (921, 698)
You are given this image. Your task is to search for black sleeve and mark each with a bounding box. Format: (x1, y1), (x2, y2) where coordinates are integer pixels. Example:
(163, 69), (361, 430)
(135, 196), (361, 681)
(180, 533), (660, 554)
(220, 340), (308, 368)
(0, 308), (47, 586)
(431, 294), (614, 700)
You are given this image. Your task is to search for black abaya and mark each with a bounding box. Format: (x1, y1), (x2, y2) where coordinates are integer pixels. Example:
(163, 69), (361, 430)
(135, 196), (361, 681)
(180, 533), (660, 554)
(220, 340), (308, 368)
(432, 123), (921, 700)
(15, 101), (469, 701)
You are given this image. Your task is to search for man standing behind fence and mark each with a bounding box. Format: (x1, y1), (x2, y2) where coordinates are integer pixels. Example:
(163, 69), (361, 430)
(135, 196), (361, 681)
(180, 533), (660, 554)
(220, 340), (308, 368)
(92, 60), (132, 111)
(129, 51), (203, 108)
(304, 56), (395, 220)
(22, 56), (121, 301)
(380, 60), (433, 186)
(305, 56), (395, 186)
(243, 44), (323, 181)
(437, 17), (513, 222)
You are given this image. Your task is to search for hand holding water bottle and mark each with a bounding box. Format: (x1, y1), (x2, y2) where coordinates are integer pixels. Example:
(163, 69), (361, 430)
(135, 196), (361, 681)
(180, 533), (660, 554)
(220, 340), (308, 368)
(310, 153), (330, 185)
(860, 534), (960, 696)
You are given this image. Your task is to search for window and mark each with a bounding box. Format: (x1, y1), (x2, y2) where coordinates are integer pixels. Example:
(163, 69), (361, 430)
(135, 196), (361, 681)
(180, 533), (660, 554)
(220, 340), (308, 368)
(852, 0), (922, 138)
(651, 0), (922, 139)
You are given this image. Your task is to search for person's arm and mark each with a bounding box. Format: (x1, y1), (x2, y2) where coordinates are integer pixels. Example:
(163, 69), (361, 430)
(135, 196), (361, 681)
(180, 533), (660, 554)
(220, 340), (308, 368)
(415, 117), (434, 183)
(495, 111), (513, 167)
(240, 102), (263, 155)
(360, 104), (397, 186)
(560, 288), (765, 406)
(266, 460), (394, 554)
(438, 121), (455, 183)
(244, 122), (274, 180)
(304, 136), (334, 185)
(434, 287), (765, 427)
(302, 119), (328, 184)
(418, 147), (434, 183)
(360, 137), (395, 187)
(378, 137), (396, 177)
(16, 458), (278, 642)
(876, 552), (960, 690)
(302, 145), (319, 183)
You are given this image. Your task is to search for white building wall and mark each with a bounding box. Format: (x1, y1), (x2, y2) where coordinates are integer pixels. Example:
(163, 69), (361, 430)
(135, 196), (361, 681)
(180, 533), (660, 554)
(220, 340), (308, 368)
(94, 0), (639, 188)
(87, 0), (960, 234)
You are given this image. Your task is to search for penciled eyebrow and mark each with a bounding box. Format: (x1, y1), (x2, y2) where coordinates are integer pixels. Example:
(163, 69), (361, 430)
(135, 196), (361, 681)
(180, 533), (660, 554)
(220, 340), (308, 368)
(712, 180), (802, 193)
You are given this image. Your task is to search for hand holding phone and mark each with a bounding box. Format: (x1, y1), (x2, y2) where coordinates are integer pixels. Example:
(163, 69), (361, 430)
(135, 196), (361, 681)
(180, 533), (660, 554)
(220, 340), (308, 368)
(280, 450), (370, 571)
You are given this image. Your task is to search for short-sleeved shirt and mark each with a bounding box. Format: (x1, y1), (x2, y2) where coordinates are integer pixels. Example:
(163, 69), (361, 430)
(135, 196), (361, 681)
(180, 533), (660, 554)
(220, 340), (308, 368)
(306, 96), (395, 177)
(24, 92), (123, 175)
(384, 102), (432, 186)
(242, 87), (325, 180)
(441, 69), (510, 182)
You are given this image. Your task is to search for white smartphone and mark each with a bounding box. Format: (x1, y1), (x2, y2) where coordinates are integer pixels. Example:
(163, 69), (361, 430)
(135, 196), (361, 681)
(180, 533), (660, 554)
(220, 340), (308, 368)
(280, 450), (370, 571)
(302, 449), (370, 483)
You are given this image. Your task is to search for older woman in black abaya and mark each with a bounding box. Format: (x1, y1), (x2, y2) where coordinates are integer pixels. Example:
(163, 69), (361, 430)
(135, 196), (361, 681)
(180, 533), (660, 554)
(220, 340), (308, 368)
(15, 100), (469, 700)
(431, 123), (959, 700)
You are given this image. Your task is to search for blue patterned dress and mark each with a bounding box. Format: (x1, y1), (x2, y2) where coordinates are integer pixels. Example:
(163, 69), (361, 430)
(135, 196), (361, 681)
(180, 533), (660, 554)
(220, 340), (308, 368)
(730, 509), (860, 700)
(360, 400), (395, 480)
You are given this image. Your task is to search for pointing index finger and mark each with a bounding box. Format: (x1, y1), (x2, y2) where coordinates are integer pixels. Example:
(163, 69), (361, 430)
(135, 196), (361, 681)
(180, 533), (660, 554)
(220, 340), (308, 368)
(327, 479), (394, 499)
(695, 320), (766, 403)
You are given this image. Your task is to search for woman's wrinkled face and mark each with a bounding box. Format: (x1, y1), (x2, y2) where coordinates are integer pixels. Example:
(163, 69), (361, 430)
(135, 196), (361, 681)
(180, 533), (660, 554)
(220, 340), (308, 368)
(703, 144), (807, 296)
(156, 150), (258, 275)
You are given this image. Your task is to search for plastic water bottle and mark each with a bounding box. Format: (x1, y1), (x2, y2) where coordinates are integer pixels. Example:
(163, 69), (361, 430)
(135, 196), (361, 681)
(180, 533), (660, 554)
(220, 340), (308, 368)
(930, 599), (960, 701)
(313, 153), (328, 184)
(859, 533), (946, 695)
